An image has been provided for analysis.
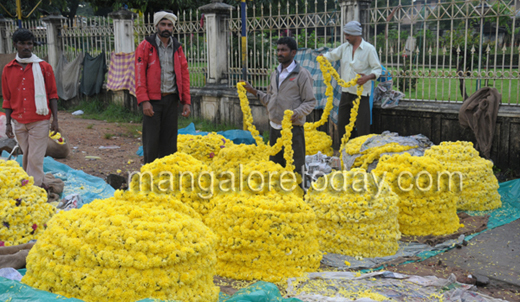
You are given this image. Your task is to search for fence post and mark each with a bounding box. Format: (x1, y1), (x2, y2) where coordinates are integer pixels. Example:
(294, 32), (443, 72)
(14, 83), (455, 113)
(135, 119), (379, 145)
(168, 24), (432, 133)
(109, 8), (137, 53)
(42, 13), (66, 71)
(339, 0), (373, 41)
(200, 0), (234, 86)
(0, 15), (10, 54)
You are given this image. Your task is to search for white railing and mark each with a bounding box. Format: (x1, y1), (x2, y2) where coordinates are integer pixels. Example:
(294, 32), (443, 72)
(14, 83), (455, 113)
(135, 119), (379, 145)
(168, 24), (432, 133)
(227, 0), (343, 89)
(367, 0), (520, 104)
(60, 16), (113, 65)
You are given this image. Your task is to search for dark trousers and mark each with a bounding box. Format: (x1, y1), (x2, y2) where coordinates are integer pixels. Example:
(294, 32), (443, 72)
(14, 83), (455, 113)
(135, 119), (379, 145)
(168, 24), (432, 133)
(269, 125), (306, 174)
(337, 92), (370, 141)
(142, 94), (179, 164)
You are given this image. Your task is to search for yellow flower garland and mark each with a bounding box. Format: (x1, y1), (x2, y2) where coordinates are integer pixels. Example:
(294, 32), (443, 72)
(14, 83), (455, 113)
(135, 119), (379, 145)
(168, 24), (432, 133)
(0, 160), (54, 246)
(353, 142), (418, 170)
(305, 168), (401, 257)
(373, 153), (463, 236)
(424, 141), (501, 211)
(237, 82), (265, 147)
(22, 190), (219, 302)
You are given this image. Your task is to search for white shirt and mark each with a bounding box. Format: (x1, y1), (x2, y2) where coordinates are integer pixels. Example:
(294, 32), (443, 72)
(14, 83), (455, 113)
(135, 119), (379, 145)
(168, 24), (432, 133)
(324, 39), (382, 96)
(270, 60), (297, 130)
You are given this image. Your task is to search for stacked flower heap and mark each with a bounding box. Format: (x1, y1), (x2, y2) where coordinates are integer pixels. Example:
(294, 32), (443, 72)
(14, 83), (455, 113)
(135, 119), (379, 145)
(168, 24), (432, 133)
(0, 160), (54, 246)
(178, 133), (234, 163)
(206, 88), (321, 282)
(23, 191), (219, 302)
(129, 152), (216, 220)
(305, 168), (401, 257)
(373, 153), (463, 236)
(424, 141), (501, 211)
(49, 130), (65, 145)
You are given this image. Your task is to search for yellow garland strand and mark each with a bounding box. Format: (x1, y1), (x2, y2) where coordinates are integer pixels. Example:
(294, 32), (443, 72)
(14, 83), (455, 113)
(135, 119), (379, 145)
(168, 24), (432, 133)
(353, 143), (417, 170)
(237, 82), (265, 147)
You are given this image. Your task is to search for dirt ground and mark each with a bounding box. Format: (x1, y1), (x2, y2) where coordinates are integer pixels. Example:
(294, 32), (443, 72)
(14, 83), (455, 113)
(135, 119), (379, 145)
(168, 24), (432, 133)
(53, 111), (520, 301)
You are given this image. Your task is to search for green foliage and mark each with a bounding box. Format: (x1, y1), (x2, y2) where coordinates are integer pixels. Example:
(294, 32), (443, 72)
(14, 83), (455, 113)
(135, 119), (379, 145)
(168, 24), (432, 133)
(66, 97), (142, 123)
(178, 117), (238, 133)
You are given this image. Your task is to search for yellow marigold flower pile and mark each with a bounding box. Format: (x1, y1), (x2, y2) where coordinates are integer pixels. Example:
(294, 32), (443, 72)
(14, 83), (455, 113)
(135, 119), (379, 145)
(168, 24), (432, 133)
(424, 141), (501, 211)
(178, 133), (234, 163)
(353, 143), (418, 170)
(22, 190), (219, 302)
(0, 160), (54, 246)
(49, 131), (65, 145)
(206, 108), (320, 282)
(129, 152), (216, 220)
(305, 168), (401, 257)
(206, 190), (321, 282)
(304, 128), (334, 156)
(373, 153), (463, 236)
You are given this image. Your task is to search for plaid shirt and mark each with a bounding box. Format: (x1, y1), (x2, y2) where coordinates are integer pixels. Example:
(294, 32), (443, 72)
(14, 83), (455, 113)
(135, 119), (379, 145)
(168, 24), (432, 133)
(294, 47), (342, 124)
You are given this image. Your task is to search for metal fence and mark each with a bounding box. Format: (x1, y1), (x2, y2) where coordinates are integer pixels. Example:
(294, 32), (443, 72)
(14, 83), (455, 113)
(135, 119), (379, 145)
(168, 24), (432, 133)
(6, 19), (48, 59)
(227, 0), (343, 89)
(60, 16), (114, 64)
(367, 0), (520, 104)
(134, 11), (207, 88)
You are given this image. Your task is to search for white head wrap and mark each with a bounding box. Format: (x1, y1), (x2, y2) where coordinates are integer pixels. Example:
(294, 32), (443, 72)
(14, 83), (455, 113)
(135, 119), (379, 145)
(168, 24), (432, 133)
(343, 21), (362, 36)
(154, 11), (177, 28)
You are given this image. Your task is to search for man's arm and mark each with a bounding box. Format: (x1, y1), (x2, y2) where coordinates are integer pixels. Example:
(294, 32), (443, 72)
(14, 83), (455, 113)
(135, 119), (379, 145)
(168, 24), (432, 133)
(243, 79), (273, 107)
(178, 46), (191, 117)
(135, 42), (150, 105)
(357, 47), (383, 86)
(292, 72), (317, 121)
(1, 69), (13, 138)
(322, 43), (346, 63)
(42, 63), (59, 133)
(4, 108), (13, 139)
(49, 99), (59, 134)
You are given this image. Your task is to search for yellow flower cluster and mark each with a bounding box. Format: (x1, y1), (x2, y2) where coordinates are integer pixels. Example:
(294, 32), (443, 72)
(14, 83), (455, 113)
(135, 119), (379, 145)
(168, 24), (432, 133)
(0, 160), (54, 246)
(206, 190), (321, 282)
(206, 108), (320, 282)
(178, 133), (234, 163)
(129, 152), (216, 220)
(424, 141), (501, 211)
(304, 129), (334, 156)
(373, 153), (462, 236)
(353, 143), (417, 170)
(49, 131), (65, 145)
(305, 168), (401, 257)
(343, 134), (378, 156)
(22, 190), (219, 302)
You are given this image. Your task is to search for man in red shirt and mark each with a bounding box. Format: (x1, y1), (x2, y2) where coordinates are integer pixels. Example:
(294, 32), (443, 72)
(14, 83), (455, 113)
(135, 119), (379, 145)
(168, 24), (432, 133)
(2, 29), (59, 187)
(135, 10), (191, 164)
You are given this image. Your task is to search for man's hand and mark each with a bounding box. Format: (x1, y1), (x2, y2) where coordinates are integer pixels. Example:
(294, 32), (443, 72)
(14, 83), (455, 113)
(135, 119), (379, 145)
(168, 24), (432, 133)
(142, 101), (154, 117)
(356, 73), (375, 86)
(5, 124), (14, 139)
(242, 81), (257, 96)
(291, 113), (300, 123)
(50, 119), (59, 136)
(182, 104), (191, 117)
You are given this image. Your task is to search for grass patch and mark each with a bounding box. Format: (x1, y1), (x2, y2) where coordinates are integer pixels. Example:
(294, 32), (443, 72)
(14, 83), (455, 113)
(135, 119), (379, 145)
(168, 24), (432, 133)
(66, 97), (143, 123)
(0, 98), (4, 113)
(178, 117), (238, 133)
(86, 124), (94, 129)
(103, 133), (114, 140)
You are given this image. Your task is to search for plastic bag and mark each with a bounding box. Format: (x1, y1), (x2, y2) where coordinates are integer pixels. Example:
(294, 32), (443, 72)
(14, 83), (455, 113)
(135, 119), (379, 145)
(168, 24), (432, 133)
(56, 193), (81, 212)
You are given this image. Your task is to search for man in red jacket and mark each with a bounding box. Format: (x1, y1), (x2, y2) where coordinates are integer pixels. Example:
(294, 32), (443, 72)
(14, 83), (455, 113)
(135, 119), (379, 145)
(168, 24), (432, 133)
(2, 29), (59, 187)
(135, 10), (191, 164)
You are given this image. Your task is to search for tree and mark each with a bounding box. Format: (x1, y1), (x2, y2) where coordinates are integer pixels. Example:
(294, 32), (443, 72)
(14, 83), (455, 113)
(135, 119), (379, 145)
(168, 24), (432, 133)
(0, 0), (85, 22)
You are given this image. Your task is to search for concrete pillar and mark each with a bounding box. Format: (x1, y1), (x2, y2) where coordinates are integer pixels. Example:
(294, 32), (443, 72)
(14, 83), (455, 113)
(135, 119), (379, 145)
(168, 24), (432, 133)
(42, 13), (66, 71)
(199, 0), (234, 86)
(109, 8), (137, 53)
(0, 15), (10, 54)
(339, 0), (373, 41)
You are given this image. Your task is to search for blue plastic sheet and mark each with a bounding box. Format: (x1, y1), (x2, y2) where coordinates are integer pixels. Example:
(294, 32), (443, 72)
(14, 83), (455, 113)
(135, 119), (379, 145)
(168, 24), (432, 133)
(1, 151), (115, 208)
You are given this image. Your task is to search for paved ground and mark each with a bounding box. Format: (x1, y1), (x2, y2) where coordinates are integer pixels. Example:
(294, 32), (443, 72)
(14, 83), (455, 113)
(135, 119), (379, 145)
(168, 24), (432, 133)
(429, 218), (520, 287)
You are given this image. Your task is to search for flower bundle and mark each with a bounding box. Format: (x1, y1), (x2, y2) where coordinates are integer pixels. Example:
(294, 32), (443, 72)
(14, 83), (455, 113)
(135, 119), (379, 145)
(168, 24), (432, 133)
(206, 190), (321, 282)
(237, 82), (266, 147)
(304, 129), (334, 156)
(353, 143), (418, 170)
(305, 168), (401, 258)
(178, 133), (235, 163)
(206, 109), (321, 282)
(373, 153), (463, 236)
(0, 160), (54, 246)
(424, 141), (501, 211)
(129, 152), (216, 220)
(22, 191), (219, 302)
(49, 131), (65, 144)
